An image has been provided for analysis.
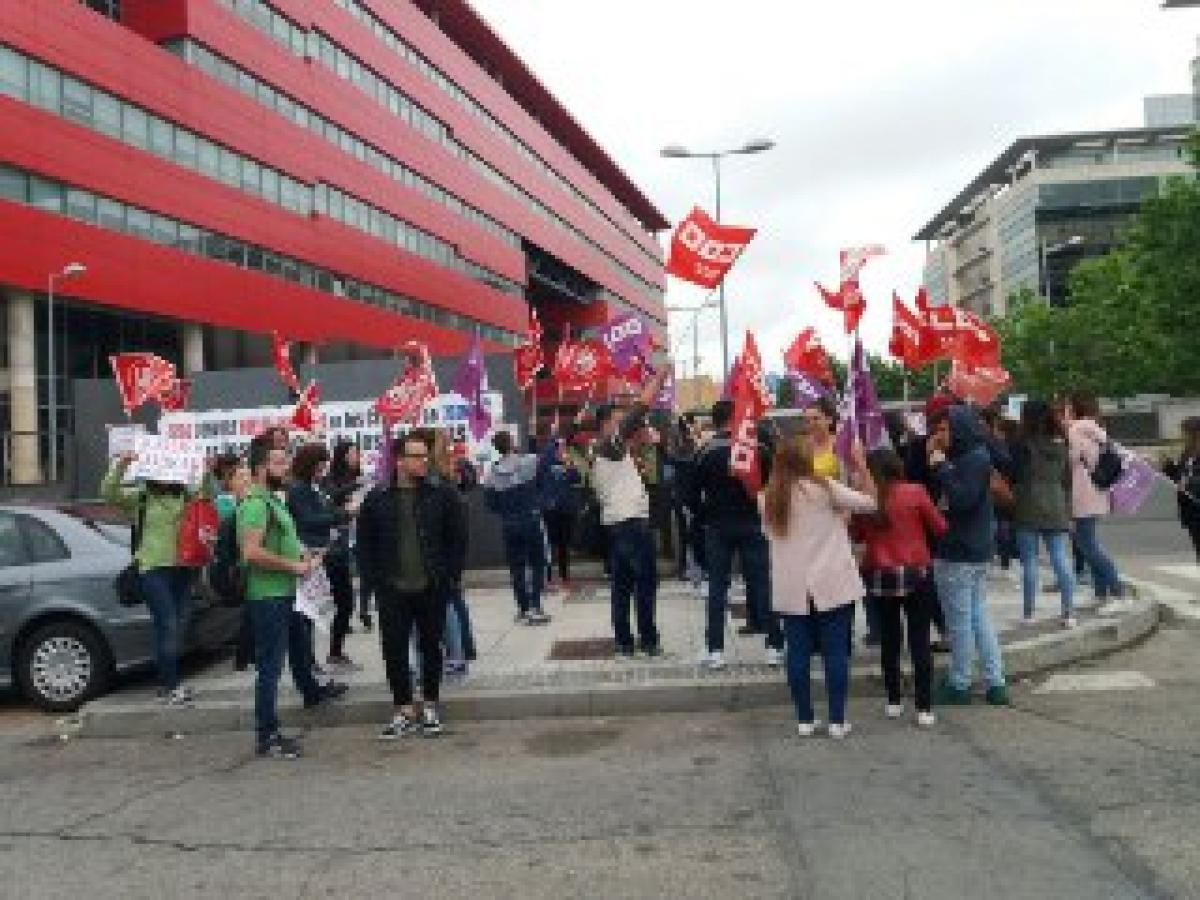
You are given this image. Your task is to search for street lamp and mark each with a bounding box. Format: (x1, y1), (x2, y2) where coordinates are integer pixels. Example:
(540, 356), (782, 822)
(1039, 235), (1083, 304)
(667, 300), (719, 409)
(46, 262), (86, 484)
(660, 138), (775, 379)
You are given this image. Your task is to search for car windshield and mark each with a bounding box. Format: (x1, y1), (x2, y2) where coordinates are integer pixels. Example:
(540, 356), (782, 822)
(57, 503), (131, 548)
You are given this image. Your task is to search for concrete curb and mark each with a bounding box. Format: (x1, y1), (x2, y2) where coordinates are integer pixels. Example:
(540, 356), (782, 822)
(76, 596), (1161, 740)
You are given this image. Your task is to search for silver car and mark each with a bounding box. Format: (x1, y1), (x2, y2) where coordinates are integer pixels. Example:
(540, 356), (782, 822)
(0, 504), (239, 711)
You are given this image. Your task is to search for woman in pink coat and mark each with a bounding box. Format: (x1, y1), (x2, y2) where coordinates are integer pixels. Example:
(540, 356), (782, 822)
(760, 434), (877, 740)
(1067, 392), (1127, 612)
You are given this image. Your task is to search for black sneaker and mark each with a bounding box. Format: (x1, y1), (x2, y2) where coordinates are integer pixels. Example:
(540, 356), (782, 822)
(360, 614), (374, 632)
(737, 624), (764, 636)
(304, 681), (349, 709)
(640, 645), (664, 658)
(421, 706), (443, 737)
(257, 732), (302, 760)
(379, 713), (419, 740)
(615, 645), (636, 659)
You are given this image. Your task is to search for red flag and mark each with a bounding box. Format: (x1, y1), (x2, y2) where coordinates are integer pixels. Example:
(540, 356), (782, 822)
(817, 280), (867, 334)
(914, 285), (931, 316)
(513, 309), (545, 391)
(840, 245), (887, 281)
(158, 378), (192, 412)
(924, 306), (1000, 368)
(784, 327), (833, 384)
(376, 342), (438, 424)
(889, 293), (928, 370)
(289, 381), (322, 432)
(730, 332), (771, 494)
(946, 361), (1011, 406)
(109, 353), (177, 415)
(552, 338), (616, 392)
(271, 331), (300, 394)
(665, 207), (757, 290)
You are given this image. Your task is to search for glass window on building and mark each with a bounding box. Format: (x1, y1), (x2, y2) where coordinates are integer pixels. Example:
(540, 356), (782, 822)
(148, 116), (174, 158)
(93, 90), (121, 137)
(151, 215), (178, 246)
(197, 138), (219, 178)
(218, 148), (240, 187)
(61, 77), (92, 125)
(65, 188), (97, 224)
(29, 62), (60, 113)
(122, 104), (148, 149)
(126, 207), (154, 240)
(29, 176), (63, 214)
(0, 165), (26, 202)
(240, 158), (261, 195)
(177, 223), (202, 254)
(96, 197), (124, 231)
(0, 46), (28, 101)
(260, 167), (279, 204)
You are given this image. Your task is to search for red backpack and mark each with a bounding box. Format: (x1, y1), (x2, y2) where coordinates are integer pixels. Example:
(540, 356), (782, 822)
(177, 498), (220, 567)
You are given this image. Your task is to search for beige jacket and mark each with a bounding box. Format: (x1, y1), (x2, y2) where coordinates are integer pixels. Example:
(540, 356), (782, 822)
(1068, 418), (1112, 519)
(760, 480), (876, 616)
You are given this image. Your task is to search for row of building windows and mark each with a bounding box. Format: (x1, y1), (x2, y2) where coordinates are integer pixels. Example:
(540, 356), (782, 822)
(170, 39), (519, 251)
(0, 163), (522, 346)
(213, 0), (666, 310)
(0, 43), (521, 297)
(328, 0), (661, 264)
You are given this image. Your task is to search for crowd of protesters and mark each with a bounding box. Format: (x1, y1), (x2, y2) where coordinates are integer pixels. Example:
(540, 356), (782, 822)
(105, 374), (1190, 759)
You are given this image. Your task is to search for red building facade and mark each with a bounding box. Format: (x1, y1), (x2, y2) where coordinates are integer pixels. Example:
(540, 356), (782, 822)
(0, 0), (668, 486)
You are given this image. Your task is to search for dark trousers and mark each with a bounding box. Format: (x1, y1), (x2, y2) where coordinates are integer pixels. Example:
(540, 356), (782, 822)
(672, 502), (690, 577)
(325, 553), (354, 657)
(235, 603), (254, 669)
(782, 604), (853, 725)
(648, 484), (672, 557)
(378, 586), (444, 705)
(446, 583), (476, 661)
(1189, 525), (1200, 564)
(139, 566), (192, 692)
(287, 609), (323, 704)
(248, 597), (290, 743)
(705, 522), (782, 651)
(874, 588), (934, 712)
(502, 517), (547, 615)
(608, 518), (659, 651)
(543, 507), (573, 583)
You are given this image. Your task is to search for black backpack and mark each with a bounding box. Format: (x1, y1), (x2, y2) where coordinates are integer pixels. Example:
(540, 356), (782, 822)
(206, 514), (245, 606)
(1090, 440), (1125, 491)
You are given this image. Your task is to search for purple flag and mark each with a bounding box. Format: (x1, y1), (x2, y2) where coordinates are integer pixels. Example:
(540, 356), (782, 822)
(653, 369), (676, 410)
(1109, 453), (1156, 516)
(603, 312), (652, 371)
(453, 333), (492, 441)
(834, 339), (887, 470)
(788, 371), (831, 408)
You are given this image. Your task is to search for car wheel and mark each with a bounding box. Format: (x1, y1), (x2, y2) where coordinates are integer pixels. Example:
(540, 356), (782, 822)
(16, 620), (112, 712)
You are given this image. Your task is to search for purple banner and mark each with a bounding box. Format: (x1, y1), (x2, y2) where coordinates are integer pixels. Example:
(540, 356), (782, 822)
(653, 370), (676, 410)
(789, 371), (830, 408)
(1109, 453), (1156, 516)
(602, 312), (652, 371)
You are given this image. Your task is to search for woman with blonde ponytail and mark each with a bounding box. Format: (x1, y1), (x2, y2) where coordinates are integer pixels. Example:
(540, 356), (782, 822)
(760, 434), (877, 740)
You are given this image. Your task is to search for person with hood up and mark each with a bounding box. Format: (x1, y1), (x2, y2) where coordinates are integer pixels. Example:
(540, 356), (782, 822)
(484, 431), (551, 625)
(929, 405), (1009, 706)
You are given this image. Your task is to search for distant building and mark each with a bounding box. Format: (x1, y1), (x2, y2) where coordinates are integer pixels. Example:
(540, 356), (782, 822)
(1144, 93), (1197, 127)
(915, 127), (1193, 317)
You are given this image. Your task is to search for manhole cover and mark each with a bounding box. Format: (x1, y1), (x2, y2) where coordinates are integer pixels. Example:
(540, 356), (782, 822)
(548, 637), (617, 660)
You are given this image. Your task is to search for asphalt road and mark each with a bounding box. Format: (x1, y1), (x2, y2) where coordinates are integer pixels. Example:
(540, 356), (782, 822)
(0, 617), (1198, 899)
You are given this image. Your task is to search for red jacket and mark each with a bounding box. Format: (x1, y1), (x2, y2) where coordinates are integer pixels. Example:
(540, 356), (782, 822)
(852, 482), (948, 571)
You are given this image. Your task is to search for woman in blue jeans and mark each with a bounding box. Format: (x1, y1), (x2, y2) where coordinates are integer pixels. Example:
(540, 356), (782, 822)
(760, 435), (876, 740)
(1067, 392), (1126, 612)
(1010, 400), (1076, 627)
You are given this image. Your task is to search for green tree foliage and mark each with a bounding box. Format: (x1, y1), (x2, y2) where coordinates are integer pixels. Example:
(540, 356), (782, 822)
(997, 144), (1200, 398)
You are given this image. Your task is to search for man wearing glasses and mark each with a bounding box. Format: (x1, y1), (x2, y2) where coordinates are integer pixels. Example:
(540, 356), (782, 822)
(357, 430), (466, 738)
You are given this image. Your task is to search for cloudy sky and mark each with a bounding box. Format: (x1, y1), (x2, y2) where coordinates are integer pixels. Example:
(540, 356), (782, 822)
(471, 0), (1198, 378)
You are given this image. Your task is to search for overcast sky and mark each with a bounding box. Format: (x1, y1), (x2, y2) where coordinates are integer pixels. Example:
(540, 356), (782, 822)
(471, 0), (1198, 378)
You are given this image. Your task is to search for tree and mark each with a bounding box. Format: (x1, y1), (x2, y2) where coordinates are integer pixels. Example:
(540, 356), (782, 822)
(775, 375), (796, 409)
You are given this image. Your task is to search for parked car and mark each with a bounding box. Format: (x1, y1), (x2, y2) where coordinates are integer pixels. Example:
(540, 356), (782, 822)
(0, 504), (239, 712)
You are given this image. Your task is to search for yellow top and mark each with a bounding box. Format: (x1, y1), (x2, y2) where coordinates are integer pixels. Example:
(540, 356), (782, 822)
(813, 448), (841, 481)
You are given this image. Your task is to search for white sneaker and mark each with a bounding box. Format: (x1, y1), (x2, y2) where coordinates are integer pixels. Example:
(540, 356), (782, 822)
(701, 650), (726, 671)
(765, 648), (783, 667)
(916, 711), (937, 728)
(827, 723), (853, 740)
(884, 703), (904, 719)
(1061, 616), (1078, 630)
(796, 720), (823, 737)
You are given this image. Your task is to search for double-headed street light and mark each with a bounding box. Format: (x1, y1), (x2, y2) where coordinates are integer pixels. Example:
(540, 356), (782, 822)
(660, 138), (775, 380)
(47, 262), (86, 483)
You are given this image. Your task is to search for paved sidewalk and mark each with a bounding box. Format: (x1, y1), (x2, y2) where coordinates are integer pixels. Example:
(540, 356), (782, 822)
(76, 567), (1160, 737)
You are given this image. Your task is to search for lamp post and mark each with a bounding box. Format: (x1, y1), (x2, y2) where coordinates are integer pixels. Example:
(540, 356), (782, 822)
(661, 138), (775, 380)
(1039, 235), (1083, 304)
(46, 262), (86, 484)
(667, 300), (718, 410)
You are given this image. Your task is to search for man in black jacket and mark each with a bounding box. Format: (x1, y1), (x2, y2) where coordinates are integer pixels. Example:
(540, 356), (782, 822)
(357, 429), (467, 738)
(689, 400), (782, 669)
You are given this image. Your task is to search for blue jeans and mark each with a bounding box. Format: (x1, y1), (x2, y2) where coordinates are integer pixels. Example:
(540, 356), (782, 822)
(934, 561), (1005, 691)
(1016, 529), (1074, 617)
(248, 597), (291, 743)
(608, 518), (659, 651)
(444, 584), (475, 664)
(705, 522), (781, 651)
(139, 566), (192, 691)
(502, 516), (546, 615)
(1073, 516), (1123, 598)
(782, 605), (853, 725)
(288, 608), (323, 704)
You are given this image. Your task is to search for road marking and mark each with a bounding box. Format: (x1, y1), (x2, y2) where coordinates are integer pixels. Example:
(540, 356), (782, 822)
(1035, 670), (1157, 694)
(1153, 564), (1200, 582)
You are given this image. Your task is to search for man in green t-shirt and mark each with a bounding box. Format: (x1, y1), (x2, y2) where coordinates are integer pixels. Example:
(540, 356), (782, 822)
(238, 434), (327, 760)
